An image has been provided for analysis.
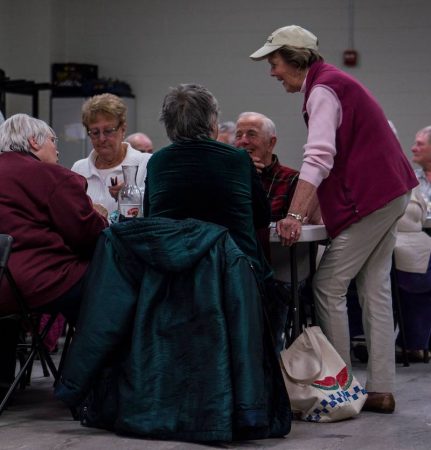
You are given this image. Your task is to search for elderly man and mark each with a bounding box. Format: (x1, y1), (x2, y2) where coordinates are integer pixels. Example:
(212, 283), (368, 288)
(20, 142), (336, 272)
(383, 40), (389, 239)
(235, 112), (317, 351)
(125, 132), (153, 153)
(412, 126), (431, 212)
(234, 112), (299, 222)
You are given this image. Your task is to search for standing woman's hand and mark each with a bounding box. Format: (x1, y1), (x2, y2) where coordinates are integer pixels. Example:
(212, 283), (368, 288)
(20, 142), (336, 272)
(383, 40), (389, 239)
(276, 179), (318, 246)
(276, 214), (303, 246)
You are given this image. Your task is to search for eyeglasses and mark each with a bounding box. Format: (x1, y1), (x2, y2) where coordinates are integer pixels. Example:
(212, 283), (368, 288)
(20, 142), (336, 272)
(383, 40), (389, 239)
(87, 124), (121, 139)
(235, 130), (259, 140)
(50, 136), (59, 146)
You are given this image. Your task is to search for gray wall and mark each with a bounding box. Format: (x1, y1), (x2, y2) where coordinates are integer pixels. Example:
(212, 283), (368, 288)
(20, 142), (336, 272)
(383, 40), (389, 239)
(1, 0), (430, 169)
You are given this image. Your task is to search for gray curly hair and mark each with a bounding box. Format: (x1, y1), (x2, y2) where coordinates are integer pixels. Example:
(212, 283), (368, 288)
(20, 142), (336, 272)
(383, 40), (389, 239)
(160, 83), (219, 142)
(0, 113), (54, 153)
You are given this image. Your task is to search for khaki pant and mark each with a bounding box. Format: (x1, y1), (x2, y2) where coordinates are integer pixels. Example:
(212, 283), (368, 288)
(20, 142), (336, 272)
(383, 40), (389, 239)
(313, 193), (410, 392)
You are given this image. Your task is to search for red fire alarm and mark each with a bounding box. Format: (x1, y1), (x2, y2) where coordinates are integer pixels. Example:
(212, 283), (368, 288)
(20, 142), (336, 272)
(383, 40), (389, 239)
(343, 49), (358, 67)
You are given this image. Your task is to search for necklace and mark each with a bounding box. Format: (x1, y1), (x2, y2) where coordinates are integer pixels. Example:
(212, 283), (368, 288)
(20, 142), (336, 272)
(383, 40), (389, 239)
(95, 146), (126, 169)
(266, 168), (279, 199)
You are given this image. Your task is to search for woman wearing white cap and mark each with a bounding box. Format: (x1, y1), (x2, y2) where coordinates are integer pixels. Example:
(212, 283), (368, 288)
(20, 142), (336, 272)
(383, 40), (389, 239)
(250, 25), (418, 413)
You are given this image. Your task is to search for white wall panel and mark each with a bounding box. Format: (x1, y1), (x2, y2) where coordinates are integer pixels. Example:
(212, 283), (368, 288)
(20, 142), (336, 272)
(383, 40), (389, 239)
(1, 0), (430, 170)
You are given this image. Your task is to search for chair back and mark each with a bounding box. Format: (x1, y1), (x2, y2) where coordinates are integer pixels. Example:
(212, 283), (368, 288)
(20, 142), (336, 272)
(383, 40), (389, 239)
(0, 234), (67, 415)
(0, 234), (14, 275)
(0, 234), (27, 311)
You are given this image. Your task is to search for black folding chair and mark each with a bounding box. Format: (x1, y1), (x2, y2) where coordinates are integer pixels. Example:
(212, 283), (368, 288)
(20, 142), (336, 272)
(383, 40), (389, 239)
(0, 234), (60, 414)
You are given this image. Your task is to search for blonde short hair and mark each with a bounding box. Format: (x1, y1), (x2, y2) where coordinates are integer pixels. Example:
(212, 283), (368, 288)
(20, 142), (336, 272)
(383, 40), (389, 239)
(81, 93), (127, 128)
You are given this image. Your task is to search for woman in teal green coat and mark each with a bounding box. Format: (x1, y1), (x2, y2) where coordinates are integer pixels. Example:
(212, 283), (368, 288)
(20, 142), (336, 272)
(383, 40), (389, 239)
(55, 84), (291, 442)
(144, 83), (271, 280)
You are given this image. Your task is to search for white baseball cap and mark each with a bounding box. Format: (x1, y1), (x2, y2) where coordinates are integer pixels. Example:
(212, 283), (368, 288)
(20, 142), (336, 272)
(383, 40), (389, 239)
(250, 25), (318, 61)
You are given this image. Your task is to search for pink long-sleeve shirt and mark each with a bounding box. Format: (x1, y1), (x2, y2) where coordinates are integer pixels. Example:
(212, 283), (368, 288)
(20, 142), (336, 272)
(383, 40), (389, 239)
(299, 79), (342, 187)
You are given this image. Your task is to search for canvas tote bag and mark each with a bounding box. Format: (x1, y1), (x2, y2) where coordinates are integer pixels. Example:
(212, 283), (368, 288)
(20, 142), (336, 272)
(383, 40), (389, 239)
(279, 326), (368, 422)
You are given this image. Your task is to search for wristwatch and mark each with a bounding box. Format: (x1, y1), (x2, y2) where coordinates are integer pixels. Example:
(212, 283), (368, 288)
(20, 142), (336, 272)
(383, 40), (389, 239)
(287, 212), (304, 223)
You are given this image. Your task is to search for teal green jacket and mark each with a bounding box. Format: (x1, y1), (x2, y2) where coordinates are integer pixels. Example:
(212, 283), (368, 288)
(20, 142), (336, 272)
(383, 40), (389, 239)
(55, 217), (291, 442)
(143, 139), (272, 280)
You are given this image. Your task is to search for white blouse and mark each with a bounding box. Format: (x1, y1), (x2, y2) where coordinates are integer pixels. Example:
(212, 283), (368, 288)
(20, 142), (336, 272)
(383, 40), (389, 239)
(71, 143), (151, 215)
(394, 187), (431, 273)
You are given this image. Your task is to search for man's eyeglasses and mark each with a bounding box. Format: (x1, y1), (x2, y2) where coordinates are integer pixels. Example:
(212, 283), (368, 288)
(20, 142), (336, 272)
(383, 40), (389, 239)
(87, 124), (121, 139)
(50, 136), (59, 146)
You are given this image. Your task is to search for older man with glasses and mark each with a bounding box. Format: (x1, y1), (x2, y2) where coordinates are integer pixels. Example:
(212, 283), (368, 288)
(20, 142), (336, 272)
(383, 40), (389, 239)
(72, 93), (151, 216)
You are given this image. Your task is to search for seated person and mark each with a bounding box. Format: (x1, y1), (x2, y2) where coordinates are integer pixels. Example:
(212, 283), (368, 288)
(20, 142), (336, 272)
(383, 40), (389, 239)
(55, 85), (292, 441)
(144, 84), (271, 281)
(393, 187), (431, 360)
(235, 112), (299, 220)
(234, 111), (299, 263)
(125, 132), (153, 154)
(216, 121), (236, 144)
(0, 113), (108, 394)
(348, 187), (431, 362)
(234, 110), (321, 257)
(72, 93), (151, 216)
(412, 125), (431, 214)
(235, 112), (322, 347)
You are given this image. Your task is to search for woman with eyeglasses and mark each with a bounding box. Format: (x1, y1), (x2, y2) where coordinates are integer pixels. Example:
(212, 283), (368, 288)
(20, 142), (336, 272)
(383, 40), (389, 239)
(72, 93), (151, 216)
(0, 114), (108, 395)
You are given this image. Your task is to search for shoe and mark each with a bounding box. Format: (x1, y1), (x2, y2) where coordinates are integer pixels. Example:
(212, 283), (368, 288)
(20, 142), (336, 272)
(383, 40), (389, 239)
(352, 343), (369, 363)
(406, 350), (424, 362)
(396, 349), (429, 363)
(362, 392), (395, 413)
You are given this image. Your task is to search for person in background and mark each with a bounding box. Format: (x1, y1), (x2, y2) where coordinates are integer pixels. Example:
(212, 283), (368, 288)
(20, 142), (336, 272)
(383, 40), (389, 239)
(234, 111), (300, 351)
(72, 93), (151, 215)
(143, 82), (290, 438)
(349, 186), (431, 363)
(217, 121), (236, 145)
(125, 132), (154, 153)
(234, 111), (299, 261)
(0, 113), (108, 396)
(235, 112), (300, 222)
(250, 24), (418, 413)
(235, 111), (320, 351)
(411, 125), (431, 213)
(393, 187), (431, 361)
(144, 84), (271, 281)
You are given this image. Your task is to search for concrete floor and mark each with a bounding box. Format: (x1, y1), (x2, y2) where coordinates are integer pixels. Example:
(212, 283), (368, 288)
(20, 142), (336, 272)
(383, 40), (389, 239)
(0, 355), (430, 450)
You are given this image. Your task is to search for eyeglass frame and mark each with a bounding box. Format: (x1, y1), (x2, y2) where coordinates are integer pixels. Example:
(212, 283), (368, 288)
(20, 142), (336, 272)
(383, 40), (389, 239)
(49, 136), (59, 146)
(86, 122), (123, 139)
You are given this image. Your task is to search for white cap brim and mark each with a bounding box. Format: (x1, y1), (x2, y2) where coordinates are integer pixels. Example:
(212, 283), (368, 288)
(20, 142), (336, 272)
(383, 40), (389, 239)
(249, 43), (283, 61)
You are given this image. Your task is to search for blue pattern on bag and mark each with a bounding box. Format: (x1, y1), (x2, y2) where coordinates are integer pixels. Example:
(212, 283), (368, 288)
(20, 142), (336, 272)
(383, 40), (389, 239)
(305, 384), (368, 422)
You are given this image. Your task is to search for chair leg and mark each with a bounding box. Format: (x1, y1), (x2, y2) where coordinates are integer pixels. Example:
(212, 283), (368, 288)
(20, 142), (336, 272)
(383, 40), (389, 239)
(34, 314), (60, 380)
(52, 324), (78, 420)
(390, 258), (409, 367)
(55, 324), (74, 386)
(17, 351), (27, 389)
(0, 346), (38, 415)
(38, 348), (50, 377)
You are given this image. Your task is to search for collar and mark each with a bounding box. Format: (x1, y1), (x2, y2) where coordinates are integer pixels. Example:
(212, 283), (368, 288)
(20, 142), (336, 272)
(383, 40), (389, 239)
(28, 151), (41, 161)
(415, 167), (427, 180)
(300, 71), (308, 94)
(80, 143), (133, 177)
(262, 154), (280, 175)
